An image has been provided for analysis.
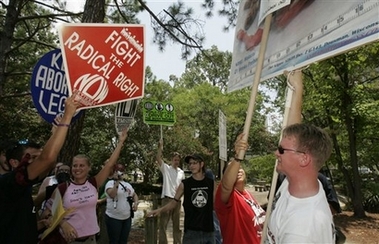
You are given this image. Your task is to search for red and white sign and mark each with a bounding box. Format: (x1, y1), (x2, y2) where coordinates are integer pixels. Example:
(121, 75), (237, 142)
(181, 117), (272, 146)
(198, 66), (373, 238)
(58, 23), (145, 111)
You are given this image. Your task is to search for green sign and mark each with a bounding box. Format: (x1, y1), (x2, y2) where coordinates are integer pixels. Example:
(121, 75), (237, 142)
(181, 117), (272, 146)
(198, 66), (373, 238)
(143, 101), (176, 126)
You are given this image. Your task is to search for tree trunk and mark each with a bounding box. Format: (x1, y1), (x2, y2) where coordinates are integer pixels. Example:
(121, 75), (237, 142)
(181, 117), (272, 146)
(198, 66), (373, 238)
(82, 0), (105, 23)
(344, 114), (366, 217)
(330, 131), (354, 201)
(58, 112), (86, 163)
(339, 62), (366, 217)
(60, 0), (106, 163)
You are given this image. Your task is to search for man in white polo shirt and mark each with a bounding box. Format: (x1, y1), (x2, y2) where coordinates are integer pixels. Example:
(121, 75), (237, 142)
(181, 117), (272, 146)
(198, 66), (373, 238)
(156, 139), (185, 244)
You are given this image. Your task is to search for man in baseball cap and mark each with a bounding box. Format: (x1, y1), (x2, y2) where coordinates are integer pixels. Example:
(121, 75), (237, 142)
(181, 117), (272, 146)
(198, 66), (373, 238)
(148, 153), (215, 243)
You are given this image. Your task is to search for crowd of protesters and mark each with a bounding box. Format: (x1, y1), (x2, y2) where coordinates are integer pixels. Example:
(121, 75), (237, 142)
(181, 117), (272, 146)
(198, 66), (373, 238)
(0, 92), (341, 244)
(0, 95), (138, 244)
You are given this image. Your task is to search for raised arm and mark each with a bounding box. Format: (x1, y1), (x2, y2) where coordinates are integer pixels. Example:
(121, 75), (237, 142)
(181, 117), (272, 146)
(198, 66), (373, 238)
(287, 70), (303, 125)
(220, 133), (248, 204)
(105, 176), (118, 199)
(156, 138), (163, 167)
(146, 182), (184, 217)
(95, 128), (128, 187)
(27, 94), (79, 180)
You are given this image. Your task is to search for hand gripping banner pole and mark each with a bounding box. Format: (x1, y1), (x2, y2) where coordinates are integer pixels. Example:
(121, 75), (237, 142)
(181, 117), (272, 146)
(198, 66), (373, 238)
(237, 13), (273, 159)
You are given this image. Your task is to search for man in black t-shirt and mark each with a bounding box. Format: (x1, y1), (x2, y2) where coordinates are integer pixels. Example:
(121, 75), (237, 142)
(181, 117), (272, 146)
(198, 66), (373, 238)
(147, 154), (216, 244)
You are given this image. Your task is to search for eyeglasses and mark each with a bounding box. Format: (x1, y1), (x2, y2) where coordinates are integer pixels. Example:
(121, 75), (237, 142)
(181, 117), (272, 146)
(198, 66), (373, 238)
(277, 145), (305, 155)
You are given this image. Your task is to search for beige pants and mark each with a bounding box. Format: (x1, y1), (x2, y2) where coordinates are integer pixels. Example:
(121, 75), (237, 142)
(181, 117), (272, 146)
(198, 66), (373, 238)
(159, 198), (182, 244)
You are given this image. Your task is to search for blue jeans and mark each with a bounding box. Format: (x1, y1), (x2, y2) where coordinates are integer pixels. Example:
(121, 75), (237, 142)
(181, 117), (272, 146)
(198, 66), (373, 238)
(213, 211), (222, 244)
(182, 229), (214, 244)
(105, 214), (132, 244)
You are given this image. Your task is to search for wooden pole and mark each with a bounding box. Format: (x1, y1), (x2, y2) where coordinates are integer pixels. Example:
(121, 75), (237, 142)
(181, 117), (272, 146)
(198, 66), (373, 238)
(144, 216), (158, 244)
(237, 13), (273, 159)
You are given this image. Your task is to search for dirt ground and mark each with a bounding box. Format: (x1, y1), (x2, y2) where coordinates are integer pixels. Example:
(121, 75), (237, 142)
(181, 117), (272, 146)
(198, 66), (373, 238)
(334, 211), (379, 244)
(128, 211), (379, 244)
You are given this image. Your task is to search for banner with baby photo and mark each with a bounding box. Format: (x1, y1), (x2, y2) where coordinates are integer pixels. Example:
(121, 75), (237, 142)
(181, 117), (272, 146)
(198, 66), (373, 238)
(229, 0), (379, 92)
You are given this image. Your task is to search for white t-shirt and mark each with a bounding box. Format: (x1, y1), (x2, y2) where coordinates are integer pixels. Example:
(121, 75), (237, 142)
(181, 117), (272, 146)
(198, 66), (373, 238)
(160, 161), (185, 198)
(267, 178), (335, 243)
(105, 180), (135, 220)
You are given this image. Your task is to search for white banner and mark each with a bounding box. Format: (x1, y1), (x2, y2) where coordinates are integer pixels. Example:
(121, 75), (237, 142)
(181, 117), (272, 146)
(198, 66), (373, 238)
(258, 0), (291, 26)
(219, 110), (227, 161)
(229, 0), (379, 92)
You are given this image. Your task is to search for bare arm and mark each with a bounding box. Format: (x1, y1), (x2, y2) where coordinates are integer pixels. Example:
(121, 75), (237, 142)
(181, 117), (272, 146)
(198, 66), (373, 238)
(146, 182), (184, 217)
(132, 192), (139, 211)
(33, 189), (47, 209)
(27, 94), (79, 180)
(287, 70), (303, 125)
(156, 138), (163, 167)
(133, 191), (139, 203)
(220, 133), (248, 204)
(105, 178), (119, 199)
(95, 128), (128, 187)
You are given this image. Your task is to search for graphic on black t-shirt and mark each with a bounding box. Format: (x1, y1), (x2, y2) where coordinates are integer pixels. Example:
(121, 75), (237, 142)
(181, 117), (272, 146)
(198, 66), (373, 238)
(191, 189), (208, 207)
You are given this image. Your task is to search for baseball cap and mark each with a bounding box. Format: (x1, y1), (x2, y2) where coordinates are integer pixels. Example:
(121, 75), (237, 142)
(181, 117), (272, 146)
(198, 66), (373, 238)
(184, 154), (204, 163)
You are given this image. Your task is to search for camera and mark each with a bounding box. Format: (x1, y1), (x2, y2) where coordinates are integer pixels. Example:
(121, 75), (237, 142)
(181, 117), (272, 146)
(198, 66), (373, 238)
(127, 196), (134, 218)
(127, 196), (133, 204)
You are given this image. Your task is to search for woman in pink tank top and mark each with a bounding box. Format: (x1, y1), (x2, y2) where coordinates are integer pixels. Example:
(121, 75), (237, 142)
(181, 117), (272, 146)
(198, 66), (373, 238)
(56, 129), (129, 243)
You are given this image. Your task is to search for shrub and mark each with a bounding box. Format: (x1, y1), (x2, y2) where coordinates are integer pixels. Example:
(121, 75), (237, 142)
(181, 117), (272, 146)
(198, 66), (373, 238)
(364, 194), (379, 213)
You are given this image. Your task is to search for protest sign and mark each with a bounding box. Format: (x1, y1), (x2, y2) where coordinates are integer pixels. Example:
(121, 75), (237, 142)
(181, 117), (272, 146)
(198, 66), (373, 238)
(143, 101), (175, 126)
(229, 0), (379, 92)
(30, 48), (82, 123)
(115, 99), (139, 134)
(258, 0), (290, 26)
(59, 23), (145, 110)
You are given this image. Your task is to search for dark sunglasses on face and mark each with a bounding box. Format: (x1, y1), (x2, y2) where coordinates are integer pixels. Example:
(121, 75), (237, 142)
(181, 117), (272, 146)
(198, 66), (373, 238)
(277, 145), (305, 155)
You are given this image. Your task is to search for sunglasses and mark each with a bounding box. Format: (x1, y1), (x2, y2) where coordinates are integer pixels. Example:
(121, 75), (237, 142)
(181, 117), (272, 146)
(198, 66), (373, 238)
(277, 145), (305, 155)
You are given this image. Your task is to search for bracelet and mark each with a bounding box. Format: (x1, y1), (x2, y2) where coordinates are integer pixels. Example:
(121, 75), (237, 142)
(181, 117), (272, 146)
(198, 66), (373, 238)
(57, 123), (70, 127)
(173, 198), (180, 202)
(234, 156), (243, 162)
